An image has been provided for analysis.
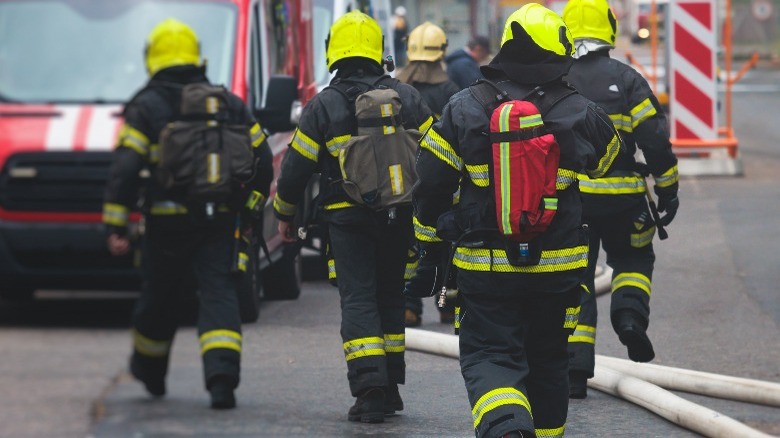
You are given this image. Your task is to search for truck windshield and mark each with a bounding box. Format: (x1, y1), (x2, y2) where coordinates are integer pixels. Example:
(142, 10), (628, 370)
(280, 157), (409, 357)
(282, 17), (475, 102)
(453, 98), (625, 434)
(0, 0), (236, 103)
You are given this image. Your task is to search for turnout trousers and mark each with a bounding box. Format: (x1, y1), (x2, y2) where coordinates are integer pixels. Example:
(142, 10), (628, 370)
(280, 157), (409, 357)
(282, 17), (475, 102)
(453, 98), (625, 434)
(568, 201), (656, 377)
(458, 270), (580, 438)
(326, 206), (412, 396)
(130, 213), (243, 391)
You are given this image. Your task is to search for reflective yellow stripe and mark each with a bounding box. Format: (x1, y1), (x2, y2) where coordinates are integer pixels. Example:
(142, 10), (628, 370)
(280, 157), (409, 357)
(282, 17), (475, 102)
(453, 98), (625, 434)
(631, 98), (658, 128)
(569, 324), (596, 344)
(655, 164), (679, 188)
(384, 333), (405, 353)
(133, 328), (172, 358)
(612, 272), (651, 297)
(404, 259), (419, 280)
(631, 226), (656, 248)
(389, 164), (404, 195)
(609, 113), (633, 133)
(245, 190), (266, 210)
(199, 329), (242, 354)
(454, 246), (588, 274)
(326, 134), (351, 157)
(536, 425), (566, 438)
(250, 123), (267, 147)
(148, 144), (160, 164)
(556, 168), (578, 191)
(420, 128), (463, 171)
(149, 201), (188, 215)
(419, 116), (434, 133)
(324, 201), (355, 210)
(518, 113), (543, 128)
(544, 197), (558, 211)
(414, 216), (441, 242)
(343, 336), (385, 361)
(380, 103), (396, 135)
(564, 306), (580, 329)
(499, 104), (514, 235)
(103, 203), (129, 226)
(466, 163), (489, 187)
(578, 174), (646, 195)
(472, 387), (531, 429)
(588, 133), (621, 178)
(273, 194), (297, 217)
(327, 259), (336, 280)
(290, 128), (320, 162)
(117, 124), (150, 157)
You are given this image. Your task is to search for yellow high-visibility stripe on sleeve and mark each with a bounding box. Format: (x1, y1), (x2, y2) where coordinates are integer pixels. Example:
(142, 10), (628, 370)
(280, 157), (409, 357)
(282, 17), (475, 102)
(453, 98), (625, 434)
(273, 194), (297, 217)
(418, 115), (434, 134)
(290, 128), (319, 162)
(589, 133), (621, 178)
(568, 324), (596, 344)
(117, 124), (150, 157)
(250, 123), (267, 147)
(420, 128), (463, 171)
(103, 203), (129, 226)
(655, 164), (679, 188)
(631, 98), (658, 128)
(413, 216), (441, 242)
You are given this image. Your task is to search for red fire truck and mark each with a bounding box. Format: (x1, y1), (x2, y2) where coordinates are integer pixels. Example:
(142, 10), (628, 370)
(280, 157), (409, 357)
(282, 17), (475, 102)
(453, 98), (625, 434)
(0, 0), (317, 315)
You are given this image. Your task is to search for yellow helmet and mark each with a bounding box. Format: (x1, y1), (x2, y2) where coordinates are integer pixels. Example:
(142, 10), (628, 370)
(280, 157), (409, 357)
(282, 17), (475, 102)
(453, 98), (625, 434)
(145, 18), (200, 76)
(407, 22), (448, 62)
(326, 11), (383, 72)
(562, 0), (618, 46)
(500, 3), (573, 56)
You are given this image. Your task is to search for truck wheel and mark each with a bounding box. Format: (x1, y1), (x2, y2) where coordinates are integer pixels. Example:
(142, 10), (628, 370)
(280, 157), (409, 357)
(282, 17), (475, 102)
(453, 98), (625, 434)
(0, 288), (35, 302)
(262, 246), (302, 301)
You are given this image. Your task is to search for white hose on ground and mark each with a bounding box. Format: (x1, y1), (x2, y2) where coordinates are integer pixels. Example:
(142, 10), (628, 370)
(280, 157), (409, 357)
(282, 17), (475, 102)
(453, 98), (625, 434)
(590, 364), (775, 438)
(594, 264), (613, 295)
(596, 354), (780, 408)
(405, 328), (777, 438)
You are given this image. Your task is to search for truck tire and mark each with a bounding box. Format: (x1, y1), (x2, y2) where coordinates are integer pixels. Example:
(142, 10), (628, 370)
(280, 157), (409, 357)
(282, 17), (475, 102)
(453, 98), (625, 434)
(262, 245), (302, 301)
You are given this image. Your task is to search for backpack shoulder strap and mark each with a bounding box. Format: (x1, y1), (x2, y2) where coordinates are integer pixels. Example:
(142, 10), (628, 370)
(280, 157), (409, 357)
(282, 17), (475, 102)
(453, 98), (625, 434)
(524, 82), (578, 117)
(468, 79), (510, 117)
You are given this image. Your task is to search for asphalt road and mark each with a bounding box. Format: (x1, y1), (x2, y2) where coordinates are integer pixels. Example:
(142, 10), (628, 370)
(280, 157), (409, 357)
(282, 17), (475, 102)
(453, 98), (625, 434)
(1, 60), (779, 438)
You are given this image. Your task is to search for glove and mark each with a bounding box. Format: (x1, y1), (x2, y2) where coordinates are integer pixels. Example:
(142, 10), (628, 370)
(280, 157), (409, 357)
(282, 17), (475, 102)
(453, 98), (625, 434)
(654, 187), (679, 226)
(403, 243), (446, 298)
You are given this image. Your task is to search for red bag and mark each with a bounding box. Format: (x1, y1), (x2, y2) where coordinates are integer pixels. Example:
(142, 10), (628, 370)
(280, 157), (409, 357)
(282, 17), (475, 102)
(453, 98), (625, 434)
(490, 99), (560, 242)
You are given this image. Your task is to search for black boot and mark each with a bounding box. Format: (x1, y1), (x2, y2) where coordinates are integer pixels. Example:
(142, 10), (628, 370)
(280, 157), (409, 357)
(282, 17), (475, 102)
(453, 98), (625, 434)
(209, 376), (236, 410)
(348, 387), (385, 423)
(569, 370), (589, 399)
(385, 384), (404, 414)
(129, 355), (166, 397)
(616, 310), (655, 363)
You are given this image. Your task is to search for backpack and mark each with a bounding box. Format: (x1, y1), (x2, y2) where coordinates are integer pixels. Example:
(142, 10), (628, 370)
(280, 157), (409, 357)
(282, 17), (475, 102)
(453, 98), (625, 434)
(157, 83), (254, 211)
(469, 80), (576, 255)
(328, 76), (421, 211)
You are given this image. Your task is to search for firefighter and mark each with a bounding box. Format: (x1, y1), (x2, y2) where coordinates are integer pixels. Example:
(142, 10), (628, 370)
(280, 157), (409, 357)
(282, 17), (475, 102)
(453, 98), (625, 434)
(396, 21), (460, 327)
(562, 0), (680, 399)
(103, 19), (273, 409)
(405, 4), (622, 436)
(273, 11), (434, 423)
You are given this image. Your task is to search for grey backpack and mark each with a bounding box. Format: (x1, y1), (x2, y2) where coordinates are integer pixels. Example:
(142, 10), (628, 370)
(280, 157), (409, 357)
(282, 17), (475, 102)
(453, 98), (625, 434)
(332, 78), (421, 211)
(157, 83), (254, 207)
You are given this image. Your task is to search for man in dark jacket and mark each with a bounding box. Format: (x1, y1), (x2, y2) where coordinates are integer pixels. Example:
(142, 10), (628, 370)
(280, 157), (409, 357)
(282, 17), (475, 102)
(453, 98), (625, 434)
(405, 4), (621, 436)
(563, 0), (680, 399)
(273, 11), (434, 423)
(397, 21), (460, 327)
(444, 35), (491, 89)
(103, 19), (273, 410)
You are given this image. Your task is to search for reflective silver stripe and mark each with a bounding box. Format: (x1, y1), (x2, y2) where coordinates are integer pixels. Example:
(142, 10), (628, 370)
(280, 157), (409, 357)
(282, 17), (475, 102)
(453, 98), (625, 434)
(564, 306), (580, 329)
(250, 123), (267, 147)
(556, 169), (578, 190)
(609, 113), (633, 133)
(133, 328), (172, 357)
(578, 174), (646, 195)
(454, 246), (588, 273)
(420, 128), (463, 171)
(290, 128), (319, 162)
(103, 203), (129, 226)
(199, 330), (242, 354)
(612, 272), (651, 296)
(631, 226), (655, 248)
(343, 336), (385, 361)
(384, 333), (405, 353)
(655, 165), (679, 188)
(568, 324), (596, 344)
(273, 194), (297, 217)
(326, 134), (351, 156)
(414, 216), (441, 242)
(471, 387), (531, 428)
(327, 259), (336, 280)
(404, 260), (418, 280)
(631, 98), (658, 128)
(466, 163), (489, 187)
